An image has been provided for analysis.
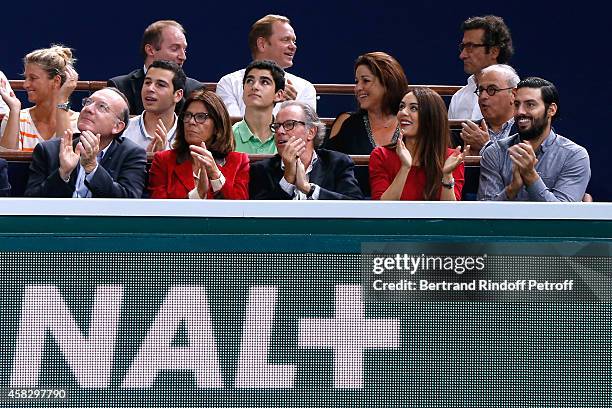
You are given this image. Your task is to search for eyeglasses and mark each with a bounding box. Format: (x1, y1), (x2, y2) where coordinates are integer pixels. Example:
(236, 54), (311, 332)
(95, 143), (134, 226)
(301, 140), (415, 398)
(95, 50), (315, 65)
(183, 112), (210, 124)
(474, 85), (514, 96)
(82, 97), (123, 121)
(270, 120), (306, 132)
(459, 42), (488, 52)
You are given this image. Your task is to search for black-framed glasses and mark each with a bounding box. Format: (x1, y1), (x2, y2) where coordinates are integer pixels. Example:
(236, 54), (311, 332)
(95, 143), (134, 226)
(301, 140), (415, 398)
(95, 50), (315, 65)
(183, 112), (210, 124)
(270, 120), (306, 132)
(474, 85), (514, 96)
(82, 97), (123, 121)
(459, 42), (488, 52)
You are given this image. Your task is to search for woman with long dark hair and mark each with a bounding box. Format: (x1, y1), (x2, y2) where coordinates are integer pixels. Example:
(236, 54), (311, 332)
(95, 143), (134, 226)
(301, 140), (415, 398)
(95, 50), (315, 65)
(369, 87), (467, 200)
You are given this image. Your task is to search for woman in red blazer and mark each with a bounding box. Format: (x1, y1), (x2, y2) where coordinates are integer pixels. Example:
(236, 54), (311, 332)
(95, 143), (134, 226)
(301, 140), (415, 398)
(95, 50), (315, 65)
(149, 89), (249, 199)
(369, 87), (467, 201)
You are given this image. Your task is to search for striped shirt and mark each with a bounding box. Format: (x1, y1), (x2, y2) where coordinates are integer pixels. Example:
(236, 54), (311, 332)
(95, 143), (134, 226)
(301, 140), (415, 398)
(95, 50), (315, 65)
(0, 107), (79, 151)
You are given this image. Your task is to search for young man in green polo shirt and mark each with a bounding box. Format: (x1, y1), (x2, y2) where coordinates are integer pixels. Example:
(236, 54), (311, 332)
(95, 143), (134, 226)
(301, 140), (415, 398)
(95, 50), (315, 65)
(232, 60), (285, 154)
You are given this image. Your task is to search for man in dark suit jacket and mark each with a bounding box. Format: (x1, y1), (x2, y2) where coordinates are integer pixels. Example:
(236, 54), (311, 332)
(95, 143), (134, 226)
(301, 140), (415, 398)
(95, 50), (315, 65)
(249, 101), (363, 200)
(107, 20), (203, 115)
(24, 87), (146, 198)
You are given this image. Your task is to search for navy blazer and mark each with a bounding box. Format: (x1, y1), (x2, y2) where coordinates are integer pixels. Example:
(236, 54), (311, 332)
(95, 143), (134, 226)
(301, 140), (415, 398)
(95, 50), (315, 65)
(249, 149), (364, 200)
(108, 68), (204, 115)
(24, 135), (147, 198)
(0, 158), (10, 196)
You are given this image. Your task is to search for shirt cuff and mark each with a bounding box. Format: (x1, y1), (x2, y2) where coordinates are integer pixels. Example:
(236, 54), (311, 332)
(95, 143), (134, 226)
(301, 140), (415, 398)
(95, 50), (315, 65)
(210, 173), (226, 193)
(84, 164), (99, 182)
(279, 177), (295, 196)
(188, 187), (203, 199)
(526, 176), (548, 201)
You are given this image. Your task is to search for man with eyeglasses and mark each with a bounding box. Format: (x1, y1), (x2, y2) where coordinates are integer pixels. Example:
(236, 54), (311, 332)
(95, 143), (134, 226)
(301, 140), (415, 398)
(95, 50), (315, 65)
(122, 60), (185, 152)
(448, 15), (514, 121)
(24, 87), (147, 198)
(460, 64), (519, 154)
(216, 14), (316, 117)
(478, 77), (590, 202)
(249, 101), (363, 200)
(108, 20), (203, 115)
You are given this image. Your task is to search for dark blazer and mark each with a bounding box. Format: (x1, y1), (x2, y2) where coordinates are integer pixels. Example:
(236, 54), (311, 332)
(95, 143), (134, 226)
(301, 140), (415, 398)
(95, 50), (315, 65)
(0, 158), (10, 196)
(24, 135), (147, 198)
(108, 68), (204, 115)
(249, 148), (364, 200)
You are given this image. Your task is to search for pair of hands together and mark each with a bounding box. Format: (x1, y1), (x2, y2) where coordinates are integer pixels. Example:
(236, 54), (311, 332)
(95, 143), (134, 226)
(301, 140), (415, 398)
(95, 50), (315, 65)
(190, 142), (222, 198)
(506, 141), (539, 199)
(280, 136), (311, 194)
(58, 128), (100, 180)
(146, 118), (170, 153)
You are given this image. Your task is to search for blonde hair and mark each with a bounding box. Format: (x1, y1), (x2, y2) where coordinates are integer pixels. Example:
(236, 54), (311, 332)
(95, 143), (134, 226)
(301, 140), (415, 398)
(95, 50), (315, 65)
(24, 45), (75, 85)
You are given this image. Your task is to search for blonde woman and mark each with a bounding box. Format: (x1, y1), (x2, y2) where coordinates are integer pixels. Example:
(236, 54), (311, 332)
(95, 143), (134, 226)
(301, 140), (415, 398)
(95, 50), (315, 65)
(0, 45), (79, 151)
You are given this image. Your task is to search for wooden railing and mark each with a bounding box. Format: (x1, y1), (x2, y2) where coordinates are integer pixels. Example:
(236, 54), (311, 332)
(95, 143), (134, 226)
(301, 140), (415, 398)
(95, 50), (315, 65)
(6, 80), (465, 131)
(8, 80), (461, 97)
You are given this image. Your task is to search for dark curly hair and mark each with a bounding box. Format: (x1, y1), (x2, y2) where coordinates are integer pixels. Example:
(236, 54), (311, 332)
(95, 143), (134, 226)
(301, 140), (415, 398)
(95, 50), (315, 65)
(462, 15), (514, 63)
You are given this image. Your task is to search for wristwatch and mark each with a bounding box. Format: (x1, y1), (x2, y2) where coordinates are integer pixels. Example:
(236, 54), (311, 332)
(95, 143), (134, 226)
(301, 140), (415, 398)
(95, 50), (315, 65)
(306, 183), (316, 198)
(56, 102), (70, 111)
(441, 177), (455, 189)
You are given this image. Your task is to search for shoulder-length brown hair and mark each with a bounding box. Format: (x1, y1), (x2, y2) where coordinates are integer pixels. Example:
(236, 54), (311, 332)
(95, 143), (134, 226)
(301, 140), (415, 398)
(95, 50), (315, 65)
(409, 87), (451, 200)
(173, 89), (235, 161)
(354, 52), (408, 116)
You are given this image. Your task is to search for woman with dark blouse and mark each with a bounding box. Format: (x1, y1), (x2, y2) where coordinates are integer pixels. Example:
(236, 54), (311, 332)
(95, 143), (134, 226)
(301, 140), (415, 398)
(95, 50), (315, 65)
(369, 87), (467, 201)
(325, 52), (408, 155)
(148, 89), (249, 199)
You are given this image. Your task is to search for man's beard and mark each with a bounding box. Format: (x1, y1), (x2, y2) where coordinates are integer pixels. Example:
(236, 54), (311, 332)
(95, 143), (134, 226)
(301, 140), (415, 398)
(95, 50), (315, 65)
(516, 113), (548, 141)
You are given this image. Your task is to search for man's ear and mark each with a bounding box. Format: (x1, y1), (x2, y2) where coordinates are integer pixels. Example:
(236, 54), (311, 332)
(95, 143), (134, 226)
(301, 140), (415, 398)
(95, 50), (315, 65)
(489, 45), (500, 61)
(112, 120), (126, 136)
(306, 124), (316, 142)
(256, 36), (267, 53)
(547, 102), (558, 119)
(174, 88), (184, 104)
(144, 43), (156, 57)
(273, 89), (284, 104)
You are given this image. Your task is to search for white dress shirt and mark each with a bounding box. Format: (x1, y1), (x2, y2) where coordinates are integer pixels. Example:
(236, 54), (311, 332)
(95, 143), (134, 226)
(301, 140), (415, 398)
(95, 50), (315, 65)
(448, 75), (483, 121)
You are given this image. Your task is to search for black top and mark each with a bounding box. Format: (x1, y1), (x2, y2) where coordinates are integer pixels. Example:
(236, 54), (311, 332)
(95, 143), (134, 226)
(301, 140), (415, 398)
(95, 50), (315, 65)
(324, 111), (400, 155)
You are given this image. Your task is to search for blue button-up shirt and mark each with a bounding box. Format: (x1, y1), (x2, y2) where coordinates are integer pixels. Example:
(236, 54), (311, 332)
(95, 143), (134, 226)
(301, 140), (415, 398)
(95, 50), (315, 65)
(478, 130), (591, 202)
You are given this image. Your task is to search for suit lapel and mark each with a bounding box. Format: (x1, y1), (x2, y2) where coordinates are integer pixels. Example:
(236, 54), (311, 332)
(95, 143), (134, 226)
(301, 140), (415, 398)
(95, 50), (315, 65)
(307, 153), (325, 185)
(99, 139), (117, 167)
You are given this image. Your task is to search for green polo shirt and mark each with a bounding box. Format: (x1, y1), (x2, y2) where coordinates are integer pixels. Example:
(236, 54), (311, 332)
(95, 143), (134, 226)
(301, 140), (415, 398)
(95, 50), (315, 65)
(233, 119), (277, 154)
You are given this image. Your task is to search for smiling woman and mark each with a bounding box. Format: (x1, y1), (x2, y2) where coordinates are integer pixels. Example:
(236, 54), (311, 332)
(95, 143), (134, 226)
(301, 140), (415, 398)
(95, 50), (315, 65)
(324, 52), (408, 156)
(148, 89), (250, 199)
(0, 45), (79, 151)
(369, 87), (467, 201)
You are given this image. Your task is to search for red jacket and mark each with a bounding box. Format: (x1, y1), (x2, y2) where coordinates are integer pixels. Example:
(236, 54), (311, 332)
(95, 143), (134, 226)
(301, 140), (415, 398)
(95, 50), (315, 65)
(148, 149), (249, 199)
